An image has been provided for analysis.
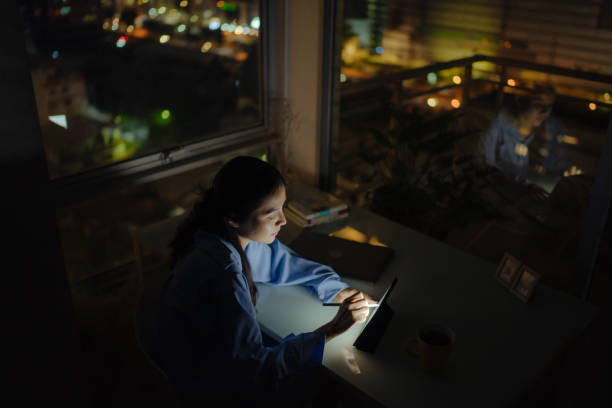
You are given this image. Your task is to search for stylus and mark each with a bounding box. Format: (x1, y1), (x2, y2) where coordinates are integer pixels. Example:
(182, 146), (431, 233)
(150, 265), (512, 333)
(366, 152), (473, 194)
(322, 302), (379, 307)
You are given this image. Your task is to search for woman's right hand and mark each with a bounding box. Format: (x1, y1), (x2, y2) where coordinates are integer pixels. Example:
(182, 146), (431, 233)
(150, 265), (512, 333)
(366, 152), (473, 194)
(316, 292), (370, 343)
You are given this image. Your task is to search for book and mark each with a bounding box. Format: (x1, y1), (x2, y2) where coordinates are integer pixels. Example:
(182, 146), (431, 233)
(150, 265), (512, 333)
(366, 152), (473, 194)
(286, 182), (348, 220)
(285, 206), (349, 228)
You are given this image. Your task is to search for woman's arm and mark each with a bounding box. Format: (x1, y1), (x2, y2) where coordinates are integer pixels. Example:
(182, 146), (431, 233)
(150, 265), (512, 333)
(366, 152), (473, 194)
(215, 268), (327, 385)
(479, 118), (503, 168)
(246, 239), (349, 303)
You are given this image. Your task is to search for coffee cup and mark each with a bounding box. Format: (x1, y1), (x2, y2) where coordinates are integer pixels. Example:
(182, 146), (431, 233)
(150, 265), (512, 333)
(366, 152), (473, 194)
(405, 325), (455, 373)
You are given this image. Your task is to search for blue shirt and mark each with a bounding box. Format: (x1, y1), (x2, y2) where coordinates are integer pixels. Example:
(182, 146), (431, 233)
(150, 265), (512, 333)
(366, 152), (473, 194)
(156, 230), (348, 406)
(479, 109), (565, 179)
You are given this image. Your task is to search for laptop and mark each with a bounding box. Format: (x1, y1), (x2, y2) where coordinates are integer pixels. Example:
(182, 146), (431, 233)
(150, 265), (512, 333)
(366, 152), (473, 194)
(289, 229), (394, 283)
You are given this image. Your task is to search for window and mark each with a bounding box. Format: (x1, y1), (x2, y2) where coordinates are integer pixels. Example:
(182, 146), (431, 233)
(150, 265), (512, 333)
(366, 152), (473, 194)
(21, 0), (263, 179)
(328, 0), (612, 296)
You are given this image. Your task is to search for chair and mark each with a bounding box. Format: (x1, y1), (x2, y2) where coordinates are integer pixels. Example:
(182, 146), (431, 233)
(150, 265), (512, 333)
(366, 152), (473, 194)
(110, 215), (187, 407)
(129, 214), (186, 363)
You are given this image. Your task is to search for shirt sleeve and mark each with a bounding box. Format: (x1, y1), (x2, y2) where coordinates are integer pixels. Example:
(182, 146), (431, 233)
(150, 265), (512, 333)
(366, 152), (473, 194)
(216, 264), (325, 386)
(480, 118), (502, 168)
(246, 239), (349, 303)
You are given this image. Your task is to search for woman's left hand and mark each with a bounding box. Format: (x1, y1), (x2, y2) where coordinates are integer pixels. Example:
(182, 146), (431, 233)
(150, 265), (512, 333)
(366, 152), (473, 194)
(332, 288), (377, 306)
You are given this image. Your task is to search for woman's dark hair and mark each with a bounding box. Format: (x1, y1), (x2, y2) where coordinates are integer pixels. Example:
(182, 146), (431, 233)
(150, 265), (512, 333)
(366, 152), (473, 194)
(507, 84), (556, 119)
(168, 156), (285, 305)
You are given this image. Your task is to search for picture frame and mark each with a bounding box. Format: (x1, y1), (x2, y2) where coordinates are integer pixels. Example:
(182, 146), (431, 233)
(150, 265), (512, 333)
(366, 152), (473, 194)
(510, 265), (541, 302)
(495, 252), (522, 289)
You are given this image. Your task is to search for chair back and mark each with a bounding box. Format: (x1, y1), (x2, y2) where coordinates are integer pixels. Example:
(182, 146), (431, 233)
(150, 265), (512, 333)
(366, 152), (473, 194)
(129, 214), (186, 365)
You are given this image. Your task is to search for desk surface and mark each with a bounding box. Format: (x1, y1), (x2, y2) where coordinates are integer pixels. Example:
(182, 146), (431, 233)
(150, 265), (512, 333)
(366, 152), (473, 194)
(256, 206), (597, 408)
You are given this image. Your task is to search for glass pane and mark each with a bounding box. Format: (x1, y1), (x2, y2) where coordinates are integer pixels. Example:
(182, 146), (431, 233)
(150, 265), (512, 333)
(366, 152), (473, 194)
(334, 0), (612, 295)
(20, 0), (262, 179)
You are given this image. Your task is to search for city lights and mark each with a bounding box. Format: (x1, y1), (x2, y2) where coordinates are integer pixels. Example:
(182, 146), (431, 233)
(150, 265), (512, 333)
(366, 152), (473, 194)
(217, 1), (225, 8)
(112, 142), (128, 161)
(190, 15), (199, 23)
(507, 78), (516, 86)
(559, 135), (579, 145)
(148, 8), (157, 17)
(375, 46), (384, 54)
(503, 40), (512, 48)
(235, 26), (243, 35)
(126, 25), (134, 33)
(604, 92), (611, 101)
(514, 143), (528, 157)
(201, 41), (212, 52)
(177, 24), (186, 33)
(220, 2), (236, 11)
(180, 0), (189, 7)
(451, 99), (461, 108)
(161, 110), (171, 120)
(158, 6), (167, 14)
(588, 102), (597, 111)
(427, 97), (438, 107)
(452, 75), (462, 84)
(132, 27), (148, 38)
(221, 23), (230, 31)
(111, 23), (119, 31)
(564, 166), (583, 177)
(427, 72), (437, 85)
(209, 20), (221, 30)
(116, 36), (128, 48)
(159, 34), (170, 43)
(250, 16), (260, 29)
(340, 73), (347, 83)
(51, 50), (59, 59)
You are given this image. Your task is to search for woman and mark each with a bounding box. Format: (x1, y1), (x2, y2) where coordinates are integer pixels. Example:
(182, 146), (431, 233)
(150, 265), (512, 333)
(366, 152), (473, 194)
(479, 86), (566, 183)
(156, 156), (373, 407)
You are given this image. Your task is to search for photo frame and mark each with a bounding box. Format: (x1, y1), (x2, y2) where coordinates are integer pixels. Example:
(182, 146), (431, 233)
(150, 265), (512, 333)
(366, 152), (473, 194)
(495, 252), (522, 289)
(510, 265), (541, 302)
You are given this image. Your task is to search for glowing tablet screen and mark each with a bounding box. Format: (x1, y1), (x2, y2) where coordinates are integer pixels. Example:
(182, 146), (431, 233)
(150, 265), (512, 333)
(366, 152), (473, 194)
(364, 277), (397, 325)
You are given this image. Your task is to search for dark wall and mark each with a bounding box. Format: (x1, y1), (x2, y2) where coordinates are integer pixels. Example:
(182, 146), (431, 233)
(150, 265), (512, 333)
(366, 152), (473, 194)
(2, 1), (91, 406)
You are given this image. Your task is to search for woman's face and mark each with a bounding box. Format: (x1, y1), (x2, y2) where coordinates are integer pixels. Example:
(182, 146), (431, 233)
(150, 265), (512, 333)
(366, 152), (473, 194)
(526, 94), (555, 127)
(237, 185), (287, 246)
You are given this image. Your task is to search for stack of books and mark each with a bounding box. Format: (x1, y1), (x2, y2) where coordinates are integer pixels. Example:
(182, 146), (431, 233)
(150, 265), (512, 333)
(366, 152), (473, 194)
(285, 182), (349, 227)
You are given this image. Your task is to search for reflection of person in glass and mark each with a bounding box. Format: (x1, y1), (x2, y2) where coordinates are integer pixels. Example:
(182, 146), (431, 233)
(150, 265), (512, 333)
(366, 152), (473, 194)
(479, 86), (565, 185)
(156, 157), (374, 407)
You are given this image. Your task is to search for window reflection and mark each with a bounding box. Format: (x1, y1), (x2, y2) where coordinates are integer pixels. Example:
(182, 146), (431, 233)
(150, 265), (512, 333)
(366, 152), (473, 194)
(21, 0), (262, 178)
(333, 1), (612, 294)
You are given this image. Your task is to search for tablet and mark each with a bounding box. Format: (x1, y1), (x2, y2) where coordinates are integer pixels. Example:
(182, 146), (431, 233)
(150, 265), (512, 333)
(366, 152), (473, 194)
(353, 277), (398, 352)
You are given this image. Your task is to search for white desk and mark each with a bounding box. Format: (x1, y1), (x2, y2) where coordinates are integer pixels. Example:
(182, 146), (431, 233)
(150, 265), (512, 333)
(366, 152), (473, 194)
(255, 206), (597, 407)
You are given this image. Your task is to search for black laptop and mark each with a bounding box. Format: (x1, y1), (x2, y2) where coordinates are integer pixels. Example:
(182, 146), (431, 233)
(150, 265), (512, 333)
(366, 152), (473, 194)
(289, 229), (394, 283)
